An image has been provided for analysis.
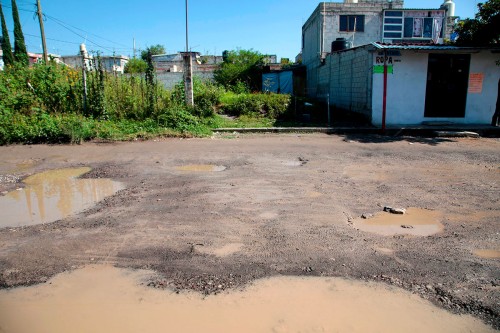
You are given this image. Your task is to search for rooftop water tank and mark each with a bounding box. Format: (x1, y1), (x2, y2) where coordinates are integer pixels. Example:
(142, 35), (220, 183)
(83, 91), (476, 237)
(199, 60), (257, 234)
(332, 38), (352, 52)
(443, 0), (455, 16)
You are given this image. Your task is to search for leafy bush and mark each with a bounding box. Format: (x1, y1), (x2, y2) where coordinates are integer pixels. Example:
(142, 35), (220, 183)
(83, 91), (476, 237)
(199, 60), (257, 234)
(219, 92), (291, 119)
(214, 49), (264, 92)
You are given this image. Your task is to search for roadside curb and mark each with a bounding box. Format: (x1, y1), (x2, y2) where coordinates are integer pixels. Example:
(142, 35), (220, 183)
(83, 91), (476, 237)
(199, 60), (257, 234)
(214, 126), (500, 137)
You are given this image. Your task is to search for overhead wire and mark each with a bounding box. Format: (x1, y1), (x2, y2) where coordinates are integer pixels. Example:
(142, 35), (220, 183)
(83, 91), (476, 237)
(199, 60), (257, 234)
(1, 1), (134, 54)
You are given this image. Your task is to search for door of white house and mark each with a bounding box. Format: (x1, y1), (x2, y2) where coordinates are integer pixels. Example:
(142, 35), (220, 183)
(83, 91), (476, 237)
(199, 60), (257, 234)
(424, 53), (471, 118)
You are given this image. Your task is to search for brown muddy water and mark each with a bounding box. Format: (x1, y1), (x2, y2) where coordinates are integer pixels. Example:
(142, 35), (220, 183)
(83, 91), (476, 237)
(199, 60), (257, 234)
(353, 208), (444, 236)
(474, 249), (500, 259)
(0, 168), (124, 228)
(0, 265), (495, 333)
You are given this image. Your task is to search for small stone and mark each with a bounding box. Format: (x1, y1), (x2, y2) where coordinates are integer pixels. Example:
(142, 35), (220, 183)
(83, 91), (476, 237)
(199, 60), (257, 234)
(401, 225), (414, 229)
(426, 284), (434, 291)
(390, 208), (406, 214)
(383, 206), (393, 212)
(362, 213), (373, 219)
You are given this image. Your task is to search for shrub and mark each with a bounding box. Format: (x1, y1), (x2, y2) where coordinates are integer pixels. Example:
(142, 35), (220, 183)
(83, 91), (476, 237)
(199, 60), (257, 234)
(219, 92), (291, 119)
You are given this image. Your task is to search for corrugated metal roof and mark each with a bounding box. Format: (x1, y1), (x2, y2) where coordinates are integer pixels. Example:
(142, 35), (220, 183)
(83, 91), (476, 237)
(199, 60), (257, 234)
(384, 8), (444, 11)
(371, 42), (498, 51)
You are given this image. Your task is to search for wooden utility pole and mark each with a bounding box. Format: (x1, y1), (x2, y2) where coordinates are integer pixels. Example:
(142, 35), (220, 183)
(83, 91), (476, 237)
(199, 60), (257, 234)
(36, 0), (48, 62)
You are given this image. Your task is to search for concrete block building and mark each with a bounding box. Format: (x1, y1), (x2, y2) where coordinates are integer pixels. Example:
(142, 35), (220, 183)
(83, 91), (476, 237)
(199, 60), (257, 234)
(302, 0), (456, 97)
(317, 43), (500, 126)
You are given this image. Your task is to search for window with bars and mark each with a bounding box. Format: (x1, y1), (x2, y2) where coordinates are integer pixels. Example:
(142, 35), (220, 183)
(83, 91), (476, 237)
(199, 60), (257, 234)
(339, 15), (365, 32)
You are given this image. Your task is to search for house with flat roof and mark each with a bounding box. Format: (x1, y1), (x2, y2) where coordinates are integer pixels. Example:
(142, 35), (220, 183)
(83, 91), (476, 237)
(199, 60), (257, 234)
(301, 0), (456, 97)
(317, 42), (499, 126)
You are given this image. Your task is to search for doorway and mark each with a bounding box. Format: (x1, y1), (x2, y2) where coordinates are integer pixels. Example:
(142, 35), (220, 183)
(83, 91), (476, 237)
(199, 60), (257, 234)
(424, 54), (470, 118)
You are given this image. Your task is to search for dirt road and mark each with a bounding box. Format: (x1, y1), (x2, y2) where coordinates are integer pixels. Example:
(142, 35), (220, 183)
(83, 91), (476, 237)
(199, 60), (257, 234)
(0, 133), (499, 328)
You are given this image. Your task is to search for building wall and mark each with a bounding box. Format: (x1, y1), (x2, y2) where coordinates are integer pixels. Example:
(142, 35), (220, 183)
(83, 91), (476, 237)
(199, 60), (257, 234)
(155, 72), (215, 90)
(326, 47), (373, 119)
(302, 1), (403, 97)
(371, 49), (499, 125)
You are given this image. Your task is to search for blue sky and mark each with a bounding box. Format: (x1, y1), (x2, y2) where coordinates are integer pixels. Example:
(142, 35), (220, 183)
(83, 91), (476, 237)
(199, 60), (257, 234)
(0, 0), (480, 60)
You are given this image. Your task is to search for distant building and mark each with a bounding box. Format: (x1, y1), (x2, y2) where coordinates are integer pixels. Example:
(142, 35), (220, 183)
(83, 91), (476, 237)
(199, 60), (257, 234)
(0, 50), (3, 70)
(60, 48), (129, 74)
(101, 55), (129, 74)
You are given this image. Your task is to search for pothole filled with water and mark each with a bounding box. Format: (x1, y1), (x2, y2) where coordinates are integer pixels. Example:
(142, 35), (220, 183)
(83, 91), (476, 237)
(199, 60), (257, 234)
(0, 265), (494, 333)
(176, 165), (226, 172)
(473, 249), (500, 259)
(353, 208), (444, 236)
(0, 167), (124, 228)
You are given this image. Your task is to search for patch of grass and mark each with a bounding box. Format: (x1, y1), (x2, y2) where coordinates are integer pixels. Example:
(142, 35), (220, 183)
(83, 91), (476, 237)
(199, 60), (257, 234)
(209, 114), (274, 128)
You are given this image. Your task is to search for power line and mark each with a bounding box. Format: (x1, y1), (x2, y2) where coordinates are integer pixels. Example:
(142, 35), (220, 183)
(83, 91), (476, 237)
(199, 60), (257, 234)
(44, 13), (129, 49)
(1, 1), (132, 54)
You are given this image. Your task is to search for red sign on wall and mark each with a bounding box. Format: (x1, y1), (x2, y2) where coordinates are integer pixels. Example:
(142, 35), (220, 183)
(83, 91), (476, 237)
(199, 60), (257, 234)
(468, 73), (484, 94)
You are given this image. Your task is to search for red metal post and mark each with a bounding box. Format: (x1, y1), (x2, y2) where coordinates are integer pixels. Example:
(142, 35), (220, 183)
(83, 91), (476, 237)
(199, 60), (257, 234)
(382, 51), (388, 132)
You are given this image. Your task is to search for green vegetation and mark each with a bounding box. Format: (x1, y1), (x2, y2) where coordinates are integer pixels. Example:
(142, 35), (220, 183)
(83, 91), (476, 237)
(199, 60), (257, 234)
(11, 0), (28, 66)
(0, 3), (14, 67)
(124, 58), (147, 74)
(0, 46), (298, 145)
(141, 44), (166, 61)
(215, 49), (265, 92)
(454, 0), (499, 46)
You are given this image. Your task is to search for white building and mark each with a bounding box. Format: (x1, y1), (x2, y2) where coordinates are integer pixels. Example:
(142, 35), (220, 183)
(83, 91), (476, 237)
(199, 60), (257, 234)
(302, 0), (456, 97)
(319, 43), (500, 126)
(60, 51), (128, 74)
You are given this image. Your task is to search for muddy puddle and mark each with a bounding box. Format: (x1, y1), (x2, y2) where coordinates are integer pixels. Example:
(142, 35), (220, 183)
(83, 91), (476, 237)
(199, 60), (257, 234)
(473, 249), (500, 259)
(0, 168), (124, 228)
(0, 265), (494, 333)
(353, 208), (443, 236)
(176, 164), (226, 172)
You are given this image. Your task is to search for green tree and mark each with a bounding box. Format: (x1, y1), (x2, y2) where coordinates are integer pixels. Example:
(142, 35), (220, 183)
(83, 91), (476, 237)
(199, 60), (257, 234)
(0, 3), (14, 67)
(454, 0), (500, 46)
(140, 44), (165, 61)
(11, 0), (28, 66)
(144, 50), (156, 117)
(124, 58), (147, 74)
(214, 49), (265, 92)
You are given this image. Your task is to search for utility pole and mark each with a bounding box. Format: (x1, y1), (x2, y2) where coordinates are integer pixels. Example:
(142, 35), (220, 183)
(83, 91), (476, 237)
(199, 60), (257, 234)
(36, 0), (48, 63)
(80, 44), (88, 115)
(183, 0), (194, 106)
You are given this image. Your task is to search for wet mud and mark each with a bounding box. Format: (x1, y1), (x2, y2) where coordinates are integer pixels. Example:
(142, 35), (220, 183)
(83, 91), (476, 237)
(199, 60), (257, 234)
(0, 168), (124, 228)
(0, 134), (498, 330)
(0, 265), (495, 333)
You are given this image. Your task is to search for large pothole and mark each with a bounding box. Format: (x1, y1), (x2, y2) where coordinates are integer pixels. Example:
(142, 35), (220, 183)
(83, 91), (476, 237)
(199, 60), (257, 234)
(0, 265), (495, 333)
(353, 208), (444, 236)
(0, 167), (124, 228)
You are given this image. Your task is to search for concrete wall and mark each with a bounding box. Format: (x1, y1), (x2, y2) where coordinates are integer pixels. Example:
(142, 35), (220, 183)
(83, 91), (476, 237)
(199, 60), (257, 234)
(155, 72), (214, 90)
(371, 49), (500, 125)
(326, 47), (373, 119)
(302, 1), (403, 97)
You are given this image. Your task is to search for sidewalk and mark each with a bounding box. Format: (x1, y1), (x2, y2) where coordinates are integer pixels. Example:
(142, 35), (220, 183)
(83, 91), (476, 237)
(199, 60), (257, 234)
(214, 125), (500, 137)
